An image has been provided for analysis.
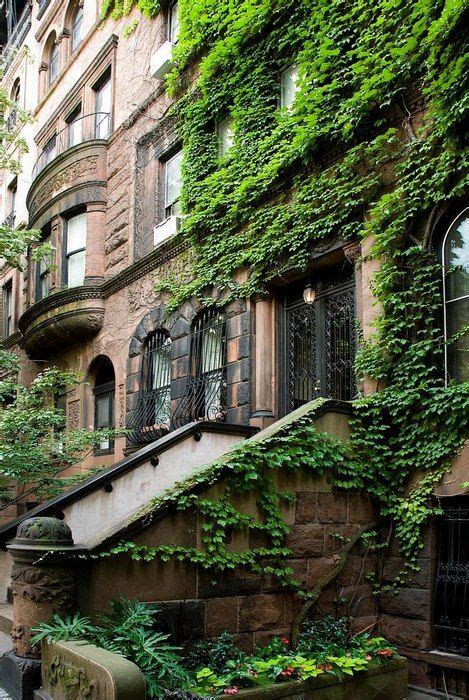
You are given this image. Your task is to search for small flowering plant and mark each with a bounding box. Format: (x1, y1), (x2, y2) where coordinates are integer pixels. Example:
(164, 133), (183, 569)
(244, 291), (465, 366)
(188, 630), (398, 696)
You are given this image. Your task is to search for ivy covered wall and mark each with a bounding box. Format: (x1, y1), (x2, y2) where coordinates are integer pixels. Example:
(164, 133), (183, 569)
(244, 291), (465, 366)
(97, 0), (469, 577)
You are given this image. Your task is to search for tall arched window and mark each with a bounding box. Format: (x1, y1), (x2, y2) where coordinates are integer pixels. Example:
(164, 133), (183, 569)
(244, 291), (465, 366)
(71, 4), (84, 52)
(174, 309), (227, 427)
(91, 356), (115, 453)
(132, 330), (172, 443)
(442, 208), (469, 383)
(48, 37), (59, 85)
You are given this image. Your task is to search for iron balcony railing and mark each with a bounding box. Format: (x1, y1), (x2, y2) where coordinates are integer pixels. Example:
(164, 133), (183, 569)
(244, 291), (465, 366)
(0, 4), (32, 72)
(31, 112), (111, 181)
(2, 211), (16, 229)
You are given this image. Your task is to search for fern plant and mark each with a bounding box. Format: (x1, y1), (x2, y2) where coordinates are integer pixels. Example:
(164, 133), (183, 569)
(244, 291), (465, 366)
(31, 597), (190, 697)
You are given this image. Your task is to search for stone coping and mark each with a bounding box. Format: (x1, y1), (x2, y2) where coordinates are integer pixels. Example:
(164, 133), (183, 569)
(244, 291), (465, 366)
(0, 421), (257, 547)
(40, 639), (145, 699)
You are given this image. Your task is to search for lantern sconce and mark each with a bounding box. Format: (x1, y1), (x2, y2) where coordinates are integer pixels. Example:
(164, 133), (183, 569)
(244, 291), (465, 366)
(303, 281), (316, 305)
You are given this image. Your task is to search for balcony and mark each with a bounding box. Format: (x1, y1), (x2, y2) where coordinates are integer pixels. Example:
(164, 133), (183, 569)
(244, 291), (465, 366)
(18, 286), (105, 360)
(27, 113), (109, 226)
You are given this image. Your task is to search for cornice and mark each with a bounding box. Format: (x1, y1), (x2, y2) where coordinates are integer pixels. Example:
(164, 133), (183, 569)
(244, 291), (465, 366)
(2, 331), (22, 350)
(18, 285), (104, 333)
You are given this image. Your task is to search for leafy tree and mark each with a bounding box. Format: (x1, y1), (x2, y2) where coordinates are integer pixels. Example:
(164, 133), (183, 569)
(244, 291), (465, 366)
(0, 351), (118, 509)
(0, 60), (50, 267)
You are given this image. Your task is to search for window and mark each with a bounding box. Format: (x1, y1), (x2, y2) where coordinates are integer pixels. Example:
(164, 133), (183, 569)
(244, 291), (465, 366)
(283, 268), (356, 413)
(66, 105), (82, 148)
(43, 135), (57, 166)
(71, 5), (84, 52)
(434, 498), (469, 655)
(65, 213), (87, 287)
(8, 179), (17, 215)
(168, 1), (179, 44)
(280, 64), (299, 110)
(36, 236), (52, 302)
(218, 118), (234, 156)
(130, 330), (171, 444)
(54, 390), (67, 451)
(442, 209), (469, 383)
(94, 76), (111, 139)
(49, 41), (59, 84)
(93, 359), (115, 453)
(3, 281), (13, 338)
(11, 78), (20, 104)
(163, 150), (182, 218)
(173, 309), (227, 427)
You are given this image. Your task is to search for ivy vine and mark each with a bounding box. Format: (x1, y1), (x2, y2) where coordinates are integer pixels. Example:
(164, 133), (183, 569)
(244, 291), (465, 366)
(96, 0), (469, 594)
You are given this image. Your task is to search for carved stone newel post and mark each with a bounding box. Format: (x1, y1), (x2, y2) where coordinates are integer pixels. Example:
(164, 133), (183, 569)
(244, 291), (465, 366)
(0, 517), (83, 700)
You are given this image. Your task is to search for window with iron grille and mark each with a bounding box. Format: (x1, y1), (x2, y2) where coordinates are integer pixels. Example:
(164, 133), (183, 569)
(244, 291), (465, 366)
(173, 309), (227, 428)
(283, 269), (356, 413)
(434, 497), (469, 656)
(130, 330), (172, 444)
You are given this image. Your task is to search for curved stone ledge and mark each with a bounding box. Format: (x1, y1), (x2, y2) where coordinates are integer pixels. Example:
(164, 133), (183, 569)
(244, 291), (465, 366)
(26, 140), (107, 227)
(40, 640), (145, 700)
(18, 287), (105, 360)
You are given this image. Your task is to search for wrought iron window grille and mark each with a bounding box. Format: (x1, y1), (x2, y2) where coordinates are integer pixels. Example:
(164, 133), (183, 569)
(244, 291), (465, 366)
(434, 497), (469, 656)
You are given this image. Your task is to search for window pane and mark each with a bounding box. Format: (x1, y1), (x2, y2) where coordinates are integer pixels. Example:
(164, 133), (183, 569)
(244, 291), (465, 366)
(94, 79), (111, 138)
(49, 44), (59, 83)
(67, 250), (86, 287)
(164, 151), (183, 209)
(71, 7), (83, 51)
(281, 65), (299, 109)
(97, 394), (110, 427)
(218, 118), (234, 156)
(69, 117), (82, 147)
(201, 323), (223, 374)
(444, 214), (469, 301)
(41, 272), (50, 299)
(169, 2), (179, 43)
(44, 137), (56, 163)
(67, 213), (87, 253)
(446, 298), (469, 383)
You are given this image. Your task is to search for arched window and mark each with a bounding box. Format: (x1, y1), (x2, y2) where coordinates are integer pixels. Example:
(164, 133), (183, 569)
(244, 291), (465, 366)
(138, 330), (172, 439)
(71, 4), (83, 52)
(91, 356), (115, 453)
(47, 34), (59, 85)
(442, 208), (469, 383)
(174, 309), (227, 427)
(11, 78), (20, 104)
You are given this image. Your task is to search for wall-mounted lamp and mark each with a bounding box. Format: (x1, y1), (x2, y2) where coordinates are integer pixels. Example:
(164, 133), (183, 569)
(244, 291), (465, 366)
(303, 282), (316, 305)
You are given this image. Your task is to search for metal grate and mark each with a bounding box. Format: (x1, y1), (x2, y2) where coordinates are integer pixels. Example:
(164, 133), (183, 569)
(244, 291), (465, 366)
(172, 308), (227, 429)
(285, 277), (356, 411)
(434, 498), (469, 656)
(129, 330), (172, 444)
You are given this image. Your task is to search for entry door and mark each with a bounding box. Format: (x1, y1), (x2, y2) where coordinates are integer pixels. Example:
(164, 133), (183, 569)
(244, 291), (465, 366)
(283, 276), (356, 413)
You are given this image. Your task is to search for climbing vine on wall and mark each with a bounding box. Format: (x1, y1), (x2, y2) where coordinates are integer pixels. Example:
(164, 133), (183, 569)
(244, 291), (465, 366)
(97, 0), (469, 590)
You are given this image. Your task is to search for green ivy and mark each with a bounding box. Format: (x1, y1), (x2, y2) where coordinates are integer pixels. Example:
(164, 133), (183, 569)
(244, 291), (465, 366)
(96, 0), (469, 592)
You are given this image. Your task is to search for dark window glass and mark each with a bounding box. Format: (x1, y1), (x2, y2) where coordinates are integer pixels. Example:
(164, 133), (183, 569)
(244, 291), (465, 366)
(3, 281), (13, 338)
(93, 361), (115, 453)
(71, 5), (83, 51)
(443, 211), (469, 383)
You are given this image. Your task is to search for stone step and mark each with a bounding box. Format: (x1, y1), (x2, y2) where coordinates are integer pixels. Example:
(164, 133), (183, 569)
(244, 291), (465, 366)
(0, 606), (13, 636)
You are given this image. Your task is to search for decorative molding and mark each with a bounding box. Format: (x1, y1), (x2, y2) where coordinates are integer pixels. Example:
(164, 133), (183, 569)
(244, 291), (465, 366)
(67, 399), (81, 429)
(11, 564), (75, 607)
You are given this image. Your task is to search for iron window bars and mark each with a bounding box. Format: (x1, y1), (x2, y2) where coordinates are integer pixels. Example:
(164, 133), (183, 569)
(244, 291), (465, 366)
(172, 309), (227, 429)
(129, 310), (227, 445)
(130, 330), (172, 444)
(285, 272), (356, 411)
(434, 497), (469, 656)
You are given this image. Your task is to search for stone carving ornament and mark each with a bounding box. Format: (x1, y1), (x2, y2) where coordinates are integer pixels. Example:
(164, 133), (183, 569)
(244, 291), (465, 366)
(16, 517), (74, 546)
(11, 564), (75, 607)
(47, 655), (98, 699)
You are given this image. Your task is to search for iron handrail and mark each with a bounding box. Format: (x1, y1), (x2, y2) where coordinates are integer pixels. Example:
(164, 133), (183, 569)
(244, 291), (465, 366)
(31, 112), (110, 181)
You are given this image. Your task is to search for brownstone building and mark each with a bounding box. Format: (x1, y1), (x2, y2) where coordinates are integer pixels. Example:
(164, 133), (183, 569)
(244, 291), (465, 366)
(0, 0), (468, 697)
